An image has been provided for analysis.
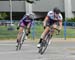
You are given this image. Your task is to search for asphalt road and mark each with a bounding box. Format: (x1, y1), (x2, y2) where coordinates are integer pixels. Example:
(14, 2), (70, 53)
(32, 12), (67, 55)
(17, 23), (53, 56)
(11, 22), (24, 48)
(0, 38), (75, 60)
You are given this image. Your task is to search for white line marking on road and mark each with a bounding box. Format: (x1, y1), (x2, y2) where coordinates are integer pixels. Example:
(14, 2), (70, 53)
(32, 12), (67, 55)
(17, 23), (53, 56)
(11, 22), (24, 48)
(0, 44), (28, 46)
(0, 44), (16, 46)
(0, 51), (19, 55)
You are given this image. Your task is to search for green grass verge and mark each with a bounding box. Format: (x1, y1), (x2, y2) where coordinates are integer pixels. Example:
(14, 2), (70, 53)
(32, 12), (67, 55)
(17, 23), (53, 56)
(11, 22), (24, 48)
(0, 24), (75, 40)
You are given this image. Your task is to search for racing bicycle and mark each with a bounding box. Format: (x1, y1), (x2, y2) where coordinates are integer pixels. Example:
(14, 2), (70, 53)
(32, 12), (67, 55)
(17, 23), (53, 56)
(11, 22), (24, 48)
(38, 27), (54, 55)
(16, 27), (26, 50)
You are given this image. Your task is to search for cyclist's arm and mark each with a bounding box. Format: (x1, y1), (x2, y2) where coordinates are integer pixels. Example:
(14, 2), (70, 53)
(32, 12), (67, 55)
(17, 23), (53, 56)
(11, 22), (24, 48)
(17, 15), (26, 30)
(58, 13), (63, 30)
(43, 16), (49, 27)
(58, 20), (62, 30)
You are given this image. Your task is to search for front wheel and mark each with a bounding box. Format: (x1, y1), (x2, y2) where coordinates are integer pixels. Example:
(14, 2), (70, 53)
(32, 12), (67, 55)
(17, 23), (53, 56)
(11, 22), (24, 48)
(38, 40), (48, 55)
(16, 30), (25, 50)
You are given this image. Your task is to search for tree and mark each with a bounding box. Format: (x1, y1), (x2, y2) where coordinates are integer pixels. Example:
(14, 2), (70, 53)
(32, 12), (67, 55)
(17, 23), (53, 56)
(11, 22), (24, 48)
(0, 13), (7, 20)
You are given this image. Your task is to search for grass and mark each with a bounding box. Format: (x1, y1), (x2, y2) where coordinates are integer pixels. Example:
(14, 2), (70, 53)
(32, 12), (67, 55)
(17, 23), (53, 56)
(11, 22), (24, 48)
(0, 23), (75, 40)
(0, 26), (18, 40)
(65, 27), (75, 38)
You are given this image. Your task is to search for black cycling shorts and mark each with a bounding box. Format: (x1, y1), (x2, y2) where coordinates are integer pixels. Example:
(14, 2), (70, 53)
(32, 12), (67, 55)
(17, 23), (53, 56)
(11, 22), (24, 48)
(46, 20), (58, 27)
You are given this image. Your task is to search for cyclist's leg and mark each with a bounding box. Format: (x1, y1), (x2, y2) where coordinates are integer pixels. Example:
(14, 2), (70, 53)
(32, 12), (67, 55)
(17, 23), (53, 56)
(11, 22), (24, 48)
(37, 26), (50, 48)
(17, 27), (24, 43)
(52, 23), (62, 35)
(39, 26), (50, 43)
(17, 22), (25, 43)
(25, 22), (31, 39)
(51, 24), (57, 35)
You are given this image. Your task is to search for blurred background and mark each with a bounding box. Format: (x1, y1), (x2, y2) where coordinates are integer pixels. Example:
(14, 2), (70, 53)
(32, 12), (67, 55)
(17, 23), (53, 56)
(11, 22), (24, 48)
(0, 0), (75, 40)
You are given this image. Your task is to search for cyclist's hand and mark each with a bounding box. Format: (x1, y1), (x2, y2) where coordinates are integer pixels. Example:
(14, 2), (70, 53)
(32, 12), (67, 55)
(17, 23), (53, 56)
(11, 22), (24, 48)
(17, 26), (19, 30)
(43, 26), (45, 29)
(56, 29), (60, 35)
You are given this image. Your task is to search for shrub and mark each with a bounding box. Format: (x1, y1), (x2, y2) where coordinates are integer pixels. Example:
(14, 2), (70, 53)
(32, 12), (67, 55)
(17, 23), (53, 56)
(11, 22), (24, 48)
(66, 17), (75, 22)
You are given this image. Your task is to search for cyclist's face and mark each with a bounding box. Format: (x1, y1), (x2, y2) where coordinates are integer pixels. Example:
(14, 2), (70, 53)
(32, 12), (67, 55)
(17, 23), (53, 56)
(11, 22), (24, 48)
(54, 13), (59, 18)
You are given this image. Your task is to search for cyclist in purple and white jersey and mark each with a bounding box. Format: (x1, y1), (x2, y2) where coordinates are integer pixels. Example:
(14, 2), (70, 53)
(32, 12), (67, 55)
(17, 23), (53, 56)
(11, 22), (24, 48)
(17, 13), (34, 43)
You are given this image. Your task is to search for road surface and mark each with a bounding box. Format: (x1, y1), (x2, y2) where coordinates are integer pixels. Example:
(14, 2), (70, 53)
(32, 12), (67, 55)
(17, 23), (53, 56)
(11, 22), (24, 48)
(0, 38), (75, 60)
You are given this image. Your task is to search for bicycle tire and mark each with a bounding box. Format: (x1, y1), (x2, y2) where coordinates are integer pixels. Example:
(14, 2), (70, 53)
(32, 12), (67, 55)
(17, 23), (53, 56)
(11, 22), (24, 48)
(16, 42), (21, 50)
(19, 30), (25, 50)
(19, 43), (22, 50)
(21, 30), (26, 44)
(42, 33), (53, 54)
(38, 33), (51, 55)
(38, 40), (47, 55)
(41, 35), (49, 54)
(16, 43), (19, 51)
(16, 30), (25, 51)
(40, 43), (48, 55)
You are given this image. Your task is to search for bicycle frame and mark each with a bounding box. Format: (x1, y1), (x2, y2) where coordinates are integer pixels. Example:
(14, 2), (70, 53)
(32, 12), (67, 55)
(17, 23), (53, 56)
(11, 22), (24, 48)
(20, 28), (26, 44)
(16, 28), (26, 50)
(38, 27), (54, 54)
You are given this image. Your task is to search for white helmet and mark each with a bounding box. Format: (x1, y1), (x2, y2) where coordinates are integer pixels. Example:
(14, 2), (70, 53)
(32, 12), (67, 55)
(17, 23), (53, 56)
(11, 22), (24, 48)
(26, 13), (34, 19)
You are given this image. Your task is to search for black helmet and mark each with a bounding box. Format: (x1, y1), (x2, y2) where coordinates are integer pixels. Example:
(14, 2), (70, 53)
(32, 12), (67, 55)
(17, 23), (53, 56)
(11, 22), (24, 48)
(53, 7), (61, 14)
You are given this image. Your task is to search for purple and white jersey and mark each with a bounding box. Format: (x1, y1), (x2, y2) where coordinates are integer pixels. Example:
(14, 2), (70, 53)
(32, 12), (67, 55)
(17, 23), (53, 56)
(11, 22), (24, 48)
(19, 15), (33, 27)
(20, 15), (33, 22)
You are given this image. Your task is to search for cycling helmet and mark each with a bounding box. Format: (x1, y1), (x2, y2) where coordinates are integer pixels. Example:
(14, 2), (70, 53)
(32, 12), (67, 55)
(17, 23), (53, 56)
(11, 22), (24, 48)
(26, 13), (34, 19)
(53, 7), (61, 14)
